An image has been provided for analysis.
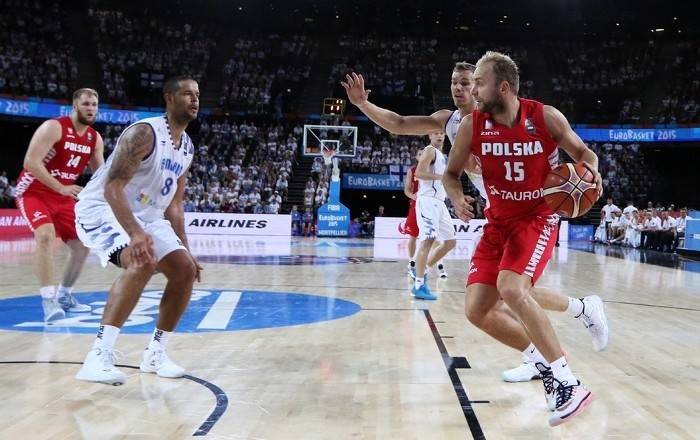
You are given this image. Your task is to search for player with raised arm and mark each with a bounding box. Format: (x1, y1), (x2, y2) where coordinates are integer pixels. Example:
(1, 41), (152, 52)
(343, 63), (609, 384)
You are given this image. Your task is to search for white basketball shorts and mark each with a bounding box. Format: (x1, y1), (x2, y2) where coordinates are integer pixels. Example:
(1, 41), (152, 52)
(416, 196), (456, 242)
(75, 205), (186, 267)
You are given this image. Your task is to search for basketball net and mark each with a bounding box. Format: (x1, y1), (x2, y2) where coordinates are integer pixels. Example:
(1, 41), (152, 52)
(322, 149), (341, 182)
(322, 148), (335, 166)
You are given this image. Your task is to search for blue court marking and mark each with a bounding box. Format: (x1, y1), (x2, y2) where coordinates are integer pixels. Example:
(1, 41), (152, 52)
(196, 255), (373, 265)
(0, 289), (362, 334)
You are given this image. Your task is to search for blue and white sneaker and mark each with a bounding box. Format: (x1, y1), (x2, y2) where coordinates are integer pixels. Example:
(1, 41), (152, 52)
(58, 293), (91, 313)
(411, 284), (437, 300)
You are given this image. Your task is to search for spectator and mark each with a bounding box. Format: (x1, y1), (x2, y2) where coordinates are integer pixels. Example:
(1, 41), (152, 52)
(301, 207), (314, 236)
(290, 205), (301, 235)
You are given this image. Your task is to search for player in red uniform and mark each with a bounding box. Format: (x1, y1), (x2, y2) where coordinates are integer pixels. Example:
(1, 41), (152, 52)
(399, 150), (421, 272)
(15, 88), (105, 323)
(444, 51), (605, 427)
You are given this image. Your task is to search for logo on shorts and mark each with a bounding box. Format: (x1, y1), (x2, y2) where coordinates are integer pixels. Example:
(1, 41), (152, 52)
(469, 261), (477, 274)
(32, 211), (47, 222)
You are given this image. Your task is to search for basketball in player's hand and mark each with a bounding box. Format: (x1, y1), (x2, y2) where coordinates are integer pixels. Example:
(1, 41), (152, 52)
(542, 163), (597, 218)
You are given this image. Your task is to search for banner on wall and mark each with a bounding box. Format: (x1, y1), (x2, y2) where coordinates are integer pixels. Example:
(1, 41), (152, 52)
(0, 209), (32, 237)
(316, 179), (351, 237)
(185, 213), (291, 236)
(341, 174), (403, 190)
(374, 217), (568, 241)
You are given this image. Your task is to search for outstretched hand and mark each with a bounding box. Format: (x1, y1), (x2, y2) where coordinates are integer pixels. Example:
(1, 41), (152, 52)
(341, 73), (371, 107)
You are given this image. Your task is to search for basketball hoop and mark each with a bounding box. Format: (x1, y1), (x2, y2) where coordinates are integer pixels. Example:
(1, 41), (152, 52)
(322, 149), (335, 166)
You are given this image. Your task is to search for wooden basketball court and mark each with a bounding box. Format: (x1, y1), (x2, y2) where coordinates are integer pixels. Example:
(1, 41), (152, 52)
(1, 235), (698, 439)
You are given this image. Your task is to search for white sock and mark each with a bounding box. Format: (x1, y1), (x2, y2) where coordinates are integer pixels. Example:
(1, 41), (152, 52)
(93, 324), (120, 350)
(149, 328), (173, 349)
(551, 355), (577, 385)
(566, 297), (585, 318)
(414, 277), (424, 290)
(523, 343), (548, 366)
(56, 284), (72, 299)
(40, 285), (55, 299)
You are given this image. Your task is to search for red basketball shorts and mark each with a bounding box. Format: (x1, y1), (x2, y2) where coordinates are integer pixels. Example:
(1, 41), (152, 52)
(398, 202), (419, 238)
(467, 215), (558, 286)
(16, 192), (79, 241)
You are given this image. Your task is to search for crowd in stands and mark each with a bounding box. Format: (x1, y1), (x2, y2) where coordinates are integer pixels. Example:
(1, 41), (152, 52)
(219, 34), (318, 115)
(181, 118), (301, 214)
(329, 34), (438, 100)
(655, 41), (700, 124)
(584, 140), (663, 206)
(0, 0), (78, 98)
(89, 7), (216, 106)
(1, 0), (694, 128)
(0, 170), (17, 208)
(593, 198), (691, 253)
(543, 39), (659, 124)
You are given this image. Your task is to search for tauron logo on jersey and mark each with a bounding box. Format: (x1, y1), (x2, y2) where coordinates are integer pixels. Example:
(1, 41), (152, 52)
(488, 185), (543, 201)
(481, 141), (543, 156)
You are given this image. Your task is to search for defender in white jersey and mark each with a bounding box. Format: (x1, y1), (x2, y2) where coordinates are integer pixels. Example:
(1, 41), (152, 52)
(343, 63), (609, 385)
(411, 132), (456, 300)
(74, 76), (202, 386)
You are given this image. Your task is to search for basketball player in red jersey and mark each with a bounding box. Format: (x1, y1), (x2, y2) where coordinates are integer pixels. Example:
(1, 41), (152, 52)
(15, 88), (105, 323)
(399, 149), (421, 272)
(344, 64), (609, 381)
(444, 51), (604, 427)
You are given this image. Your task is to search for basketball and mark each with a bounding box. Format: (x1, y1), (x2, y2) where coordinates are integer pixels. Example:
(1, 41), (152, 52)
(542, 163), (597, 218)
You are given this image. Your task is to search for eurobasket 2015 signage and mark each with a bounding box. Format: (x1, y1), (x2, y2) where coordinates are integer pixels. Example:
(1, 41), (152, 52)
(317, 179), (350, 237)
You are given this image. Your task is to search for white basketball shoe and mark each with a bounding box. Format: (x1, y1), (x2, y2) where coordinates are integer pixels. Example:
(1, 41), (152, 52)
(501, 358), (542, 382)
(548, 380), (594, 426)
(140, 347), (186, 378)
(578, 295), (609, 351)
(75, 347), (126, 386)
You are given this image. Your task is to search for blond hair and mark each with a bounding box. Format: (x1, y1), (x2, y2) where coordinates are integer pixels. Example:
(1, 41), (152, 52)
(476, 51), (520, 95)
(72, 88), (99, 102)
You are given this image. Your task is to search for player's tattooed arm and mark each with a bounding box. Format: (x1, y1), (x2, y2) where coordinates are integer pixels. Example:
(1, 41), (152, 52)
(104, 123), (155, 237)
(107, 124), (154, 183)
